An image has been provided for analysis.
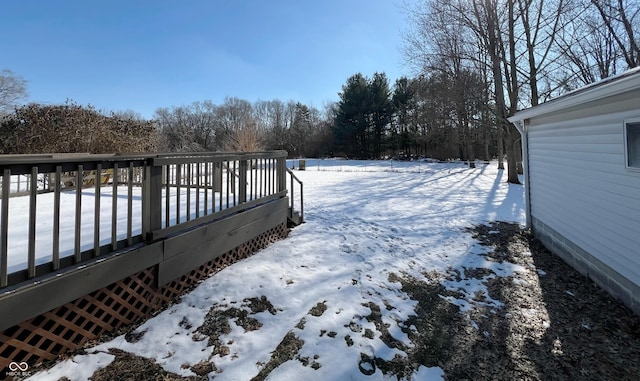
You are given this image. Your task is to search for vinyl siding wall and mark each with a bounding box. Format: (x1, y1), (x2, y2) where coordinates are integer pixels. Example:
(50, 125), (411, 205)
(527, 90), (640, 289)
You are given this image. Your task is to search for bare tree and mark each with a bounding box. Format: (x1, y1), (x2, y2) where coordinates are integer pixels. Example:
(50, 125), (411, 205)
(590, 0), (640, 69)
(516, 0), (569, 106)
(154, 106), (199, 152)
(153, 101), (219, 152)
(473, 0), (522, 183)
(556, 3), (620, 86)
(220, 121), (264, 152)
(255, 99), (293, 151)
(215, 97), (265, 152)
(188, 101), (217, 150)
(0, 70), (28, 115)
(403, 0), (573, 182)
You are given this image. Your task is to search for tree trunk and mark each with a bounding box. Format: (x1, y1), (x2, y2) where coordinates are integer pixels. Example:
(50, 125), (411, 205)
(504, 123), (521, 184)
(466, 129), (476, 168)
(514, 138), (523, 174)
(468, 147), (476, 168)
(484, 139), (490, 162)
(497, 125), (505, 169)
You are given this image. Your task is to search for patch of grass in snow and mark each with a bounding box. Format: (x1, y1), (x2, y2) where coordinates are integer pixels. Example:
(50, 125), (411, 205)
(308, 301), (328, 316)
(244, 295), (278, 315)
(393, 273), (463, 367)
(297, 354), (322, 370)
(363, 328), (375, 339)
(194, 306), (233, 354)
(195, 296), (278, 359)
(190, 360), (217, 377)
(363, 301), (408, 351)
(296, 300), (328, 333)
(350, 273), (465, 379)
(344, 335), (354, 346)
(90, 348), (207, 381)
(251, 331), (304, 381)
(178, 316), (193, 330)
(374, 354), (415, 379)
(358, 353), (376, 376)
(124, 328), (146, 343)
(295, 316), (306, 329)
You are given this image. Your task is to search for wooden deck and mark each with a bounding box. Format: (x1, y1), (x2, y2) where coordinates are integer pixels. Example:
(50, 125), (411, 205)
(0, 151), (302, 370)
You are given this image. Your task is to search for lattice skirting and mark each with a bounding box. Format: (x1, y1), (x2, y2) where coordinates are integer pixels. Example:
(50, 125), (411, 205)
(0, 223), (288, 371)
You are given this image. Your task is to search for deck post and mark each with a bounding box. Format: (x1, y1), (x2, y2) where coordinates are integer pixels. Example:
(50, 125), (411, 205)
(28, 166), (38, 278)
(239, 159), (248, 203)
(213, 162), (222, 192)
(1, 169), (10, 287)
(277, 156), (287, 193)
(142, 162), (163, 242)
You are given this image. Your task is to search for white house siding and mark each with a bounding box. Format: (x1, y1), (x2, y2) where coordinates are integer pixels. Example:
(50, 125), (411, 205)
(526, 89), (640, 306)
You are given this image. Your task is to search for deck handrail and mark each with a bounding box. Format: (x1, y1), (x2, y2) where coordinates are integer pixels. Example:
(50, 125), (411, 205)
(286, 168), (304, 223)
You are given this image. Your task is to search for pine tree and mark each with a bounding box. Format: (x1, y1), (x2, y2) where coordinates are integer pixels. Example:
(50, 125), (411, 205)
(392, 77), (416, 158)
(368, 72), (392, 158)
(334, 73), (371, 158)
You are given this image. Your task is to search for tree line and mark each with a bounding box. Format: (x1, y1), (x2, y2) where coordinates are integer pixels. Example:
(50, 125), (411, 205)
(154, 98), (333, 156)
(0, 97), (335, 157)
(0, 0), (637, 186)
(400, 0), (639, 182)
(0, 74), (500, 164)
(332, 71), (496, 165)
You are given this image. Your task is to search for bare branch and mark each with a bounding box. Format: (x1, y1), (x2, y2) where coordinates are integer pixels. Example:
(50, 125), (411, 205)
(0, 69), (28, 114)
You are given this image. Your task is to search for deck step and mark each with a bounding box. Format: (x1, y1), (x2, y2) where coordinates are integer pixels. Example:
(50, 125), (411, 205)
(287, 209), (303, 227)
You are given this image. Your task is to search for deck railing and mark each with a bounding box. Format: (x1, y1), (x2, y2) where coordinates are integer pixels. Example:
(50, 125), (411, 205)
(0, 151), (288, 289)
(287, 167), (304, 223)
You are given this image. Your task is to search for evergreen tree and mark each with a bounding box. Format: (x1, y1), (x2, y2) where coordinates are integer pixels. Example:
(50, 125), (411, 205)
(334, 73), (371, 158)
(368, 72), (392, 158)
(334, 72), (394, 158)
(392, 77), (416, 157)
(290, 102), (312, 157)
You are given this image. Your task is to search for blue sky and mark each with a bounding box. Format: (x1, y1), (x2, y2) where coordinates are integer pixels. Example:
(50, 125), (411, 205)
(1, 1), (409, 118)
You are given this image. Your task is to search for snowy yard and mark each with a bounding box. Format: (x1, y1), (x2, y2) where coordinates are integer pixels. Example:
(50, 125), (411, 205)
(25, 160), (640, 380)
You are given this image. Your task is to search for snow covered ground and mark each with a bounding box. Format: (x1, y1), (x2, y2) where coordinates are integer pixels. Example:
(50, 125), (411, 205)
(26, 160), (525, 381)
